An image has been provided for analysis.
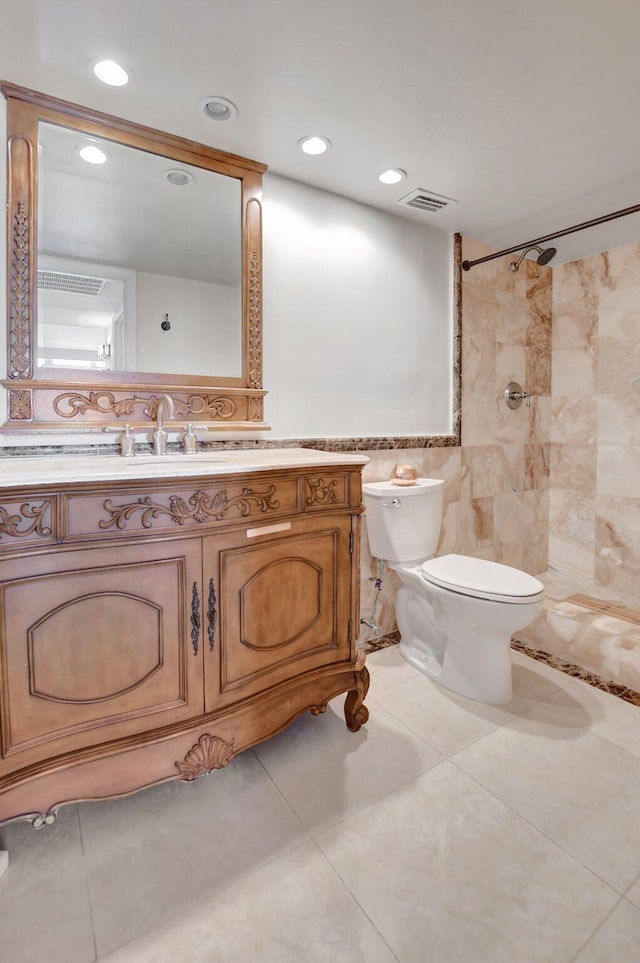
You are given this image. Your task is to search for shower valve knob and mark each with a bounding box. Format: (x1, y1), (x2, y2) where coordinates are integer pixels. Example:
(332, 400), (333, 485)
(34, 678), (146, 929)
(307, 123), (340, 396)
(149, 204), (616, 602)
(505, 382), (531, 409)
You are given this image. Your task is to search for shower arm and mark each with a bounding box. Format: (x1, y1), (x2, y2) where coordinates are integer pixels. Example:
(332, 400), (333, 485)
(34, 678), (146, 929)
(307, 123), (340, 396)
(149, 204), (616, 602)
(461, 201), (640, 271)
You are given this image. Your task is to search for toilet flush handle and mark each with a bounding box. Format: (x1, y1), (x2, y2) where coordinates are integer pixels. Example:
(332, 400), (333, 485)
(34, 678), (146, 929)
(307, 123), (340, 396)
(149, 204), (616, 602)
(381, 498), (402, 508)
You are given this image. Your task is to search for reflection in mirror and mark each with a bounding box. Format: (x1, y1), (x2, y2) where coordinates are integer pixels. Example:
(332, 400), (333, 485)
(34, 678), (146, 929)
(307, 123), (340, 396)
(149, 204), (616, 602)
(37, 122), (243, 378)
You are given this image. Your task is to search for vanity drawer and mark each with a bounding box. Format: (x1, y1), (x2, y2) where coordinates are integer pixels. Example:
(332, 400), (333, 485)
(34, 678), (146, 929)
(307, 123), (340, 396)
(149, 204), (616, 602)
(63, 476), (300, 541)
(0, 496), (58, 552)
(300, 472), (351, 511)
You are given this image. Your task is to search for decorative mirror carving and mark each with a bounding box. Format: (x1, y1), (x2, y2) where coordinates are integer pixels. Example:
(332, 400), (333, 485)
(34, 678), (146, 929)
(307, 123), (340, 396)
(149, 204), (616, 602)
(3, 82), (268, 432)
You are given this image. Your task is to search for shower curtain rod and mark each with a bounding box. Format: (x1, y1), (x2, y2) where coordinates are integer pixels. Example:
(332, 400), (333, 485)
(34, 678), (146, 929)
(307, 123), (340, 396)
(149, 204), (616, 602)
(461, 201), (640, 271)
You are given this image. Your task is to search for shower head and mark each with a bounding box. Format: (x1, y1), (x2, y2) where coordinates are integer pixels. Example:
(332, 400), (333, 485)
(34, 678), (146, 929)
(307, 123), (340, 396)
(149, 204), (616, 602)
(509, 245), (557, 273)
(536, 246), (557, 265)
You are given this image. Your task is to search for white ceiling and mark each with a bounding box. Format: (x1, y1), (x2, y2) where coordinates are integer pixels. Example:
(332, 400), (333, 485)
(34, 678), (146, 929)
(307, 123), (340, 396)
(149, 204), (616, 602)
(3, 0), (640, 265)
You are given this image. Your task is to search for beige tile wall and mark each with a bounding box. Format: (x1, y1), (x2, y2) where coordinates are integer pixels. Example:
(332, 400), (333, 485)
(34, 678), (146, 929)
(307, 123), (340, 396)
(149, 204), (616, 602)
(551, 243), (640, 607)
(358, 237), (552, 642)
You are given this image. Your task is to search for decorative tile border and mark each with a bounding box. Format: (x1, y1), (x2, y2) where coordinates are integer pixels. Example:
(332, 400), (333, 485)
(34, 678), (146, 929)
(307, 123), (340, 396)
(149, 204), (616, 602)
(361, 633), (640, 708)
(511, 638), (640, 707)
(0, 435), (461, 459)
(359, 631), (400, 654)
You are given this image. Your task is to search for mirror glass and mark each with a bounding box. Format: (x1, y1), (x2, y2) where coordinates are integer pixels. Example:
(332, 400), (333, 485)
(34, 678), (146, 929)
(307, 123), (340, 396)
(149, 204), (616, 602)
(37, 122), (243, 377)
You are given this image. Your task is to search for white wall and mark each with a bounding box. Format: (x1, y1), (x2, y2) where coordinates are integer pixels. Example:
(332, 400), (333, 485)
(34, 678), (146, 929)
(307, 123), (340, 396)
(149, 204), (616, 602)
(0, 95), (6, 427)
(262, 173), (452, 438)
(136, 272), (241, 377)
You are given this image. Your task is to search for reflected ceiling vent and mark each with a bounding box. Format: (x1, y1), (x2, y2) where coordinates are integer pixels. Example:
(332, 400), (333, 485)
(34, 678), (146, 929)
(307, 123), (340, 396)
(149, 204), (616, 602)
(396, 189), (458, 213)
(37, 270), (106, 297)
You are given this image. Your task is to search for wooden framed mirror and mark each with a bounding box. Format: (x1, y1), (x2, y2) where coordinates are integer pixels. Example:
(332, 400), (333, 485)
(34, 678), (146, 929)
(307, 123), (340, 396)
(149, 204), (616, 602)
(3, 82), (268, 432)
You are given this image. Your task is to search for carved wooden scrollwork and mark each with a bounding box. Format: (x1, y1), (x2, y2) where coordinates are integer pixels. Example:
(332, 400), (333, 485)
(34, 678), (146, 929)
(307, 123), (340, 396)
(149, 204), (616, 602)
(52, 391), (237, 420)
(9, 201), (31, 380)
(248, 396), (263, 421)
(0, 501), (52, 539)
(344, 651), (370, 732)
(310, 703), (328, 716)
(175, 733), (236, 780)
(99, 486), (280, 531)
(306, 478), (339, 505)
(248, 245), (262, 389)
(8, 388), (32, 421)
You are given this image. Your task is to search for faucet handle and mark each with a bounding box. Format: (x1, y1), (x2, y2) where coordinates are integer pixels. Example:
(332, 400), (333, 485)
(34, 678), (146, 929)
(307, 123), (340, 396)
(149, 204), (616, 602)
(182, 423), (208, 455)
(104, 424), (136, 457)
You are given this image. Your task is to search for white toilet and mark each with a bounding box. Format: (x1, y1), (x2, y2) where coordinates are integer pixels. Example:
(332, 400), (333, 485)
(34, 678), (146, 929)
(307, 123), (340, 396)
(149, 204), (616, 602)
(362, 478), (544, 704)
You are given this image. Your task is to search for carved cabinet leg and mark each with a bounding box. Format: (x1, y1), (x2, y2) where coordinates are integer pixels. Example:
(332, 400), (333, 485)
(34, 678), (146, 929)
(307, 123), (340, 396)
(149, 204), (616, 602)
(345, 663), (370, 732)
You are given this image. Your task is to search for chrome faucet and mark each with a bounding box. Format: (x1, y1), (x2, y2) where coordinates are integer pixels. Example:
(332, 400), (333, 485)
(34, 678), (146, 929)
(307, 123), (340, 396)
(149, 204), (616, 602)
(153, 393), (175, 455)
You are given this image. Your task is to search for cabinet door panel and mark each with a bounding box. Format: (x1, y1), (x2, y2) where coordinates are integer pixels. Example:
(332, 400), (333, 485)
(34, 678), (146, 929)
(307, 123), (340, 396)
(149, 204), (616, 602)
(204, 515), (352, 707)
(29, 592), (162, 702)
(0, 540), (203, 760)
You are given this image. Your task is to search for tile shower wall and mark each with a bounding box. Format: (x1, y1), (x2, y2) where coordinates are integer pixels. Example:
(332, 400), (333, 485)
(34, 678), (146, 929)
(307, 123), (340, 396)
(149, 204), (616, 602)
(550, 243), (640, 607)
(358, 237), (552, 642)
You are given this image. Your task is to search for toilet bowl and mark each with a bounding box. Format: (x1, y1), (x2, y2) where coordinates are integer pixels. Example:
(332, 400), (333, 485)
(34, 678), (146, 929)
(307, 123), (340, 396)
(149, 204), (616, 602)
(362, 479), (544, 704)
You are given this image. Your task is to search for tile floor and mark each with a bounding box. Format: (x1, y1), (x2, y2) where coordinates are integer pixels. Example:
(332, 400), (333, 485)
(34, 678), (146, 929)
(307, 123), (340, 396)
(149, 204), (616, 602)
(2, 646), (640, 962)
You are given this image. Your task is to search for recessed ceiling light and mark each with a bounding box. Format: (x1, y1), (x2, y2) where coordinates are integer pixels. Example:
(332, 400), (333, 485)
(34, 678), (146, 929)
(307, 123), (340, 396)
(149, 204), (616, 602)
(92, 59), (129, 87)
(79, 144), (108, 165)
(298, 135), (331, 156)
(165, 169), (194, 186)
(200, 96), (238, 122)
(379, 168), (406, 185)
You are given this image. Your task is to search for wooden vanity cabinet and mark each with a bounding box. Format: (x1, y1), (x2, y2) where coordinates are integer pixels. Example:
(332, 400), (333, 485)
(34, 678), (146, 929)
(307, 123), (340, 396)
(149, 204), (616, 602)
(0, 538), (203, 762)
(205, 512), (353, 710)
(0, 463), (369, 828)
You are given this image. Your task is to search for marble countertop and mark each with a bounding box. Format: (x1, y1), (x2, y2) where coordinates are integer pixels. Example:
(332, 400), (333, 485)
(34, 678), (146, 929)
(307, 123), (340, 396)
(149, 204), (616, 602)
(0, 447), (370, 488)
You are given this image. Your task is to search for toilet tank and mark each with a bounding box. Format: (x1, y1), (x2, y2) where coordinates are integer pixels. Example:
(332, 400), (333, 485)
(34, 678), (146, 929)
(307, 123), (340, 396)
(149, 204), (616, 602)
(362, 478), (444, 562)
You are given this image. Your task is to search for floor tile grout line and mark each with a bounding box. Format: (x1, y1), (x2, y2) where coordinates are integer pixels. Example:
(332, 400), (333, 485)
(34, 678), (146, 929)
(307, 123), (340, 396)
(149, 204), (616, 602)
(251, 745), (318, 838)
(81, 752), (313, 960)
(568, 892), (626, 963)
(445, 751), (632, 899)
(312, 758), (453, 841)
(309, 836), (402, 962)
(518, 695), (640, 763)
(254, 721), (452, 841)
(366, 679), (568, 760)
(76, 803), (100, 963)
(92, 836), (317, 962)
(623, 866), (640, 901)
(365, 693), (450, 757)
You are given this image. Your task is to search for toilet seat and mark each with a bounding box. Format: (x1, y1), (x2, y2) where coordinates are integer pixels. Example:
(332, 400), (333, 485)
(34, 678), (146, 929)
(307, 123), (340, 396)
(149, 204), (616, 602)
(419, 554), (544, 604)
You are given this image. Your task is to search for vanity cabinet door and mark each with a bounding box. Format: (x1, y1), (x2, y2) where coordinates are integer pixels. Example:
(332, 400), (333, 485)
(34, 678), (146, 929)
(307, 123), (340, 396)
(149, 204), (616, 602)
(203, 513), (353, 710)
(0, 539), (204, 763)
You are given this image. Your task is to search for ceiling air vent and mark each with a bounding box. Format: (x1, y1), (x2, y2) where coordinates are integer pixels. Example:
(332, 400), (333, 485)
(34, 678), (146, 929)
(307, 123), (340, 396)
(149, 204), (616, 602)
(397, 189), (458, 213)
(37, 270), (106, 297)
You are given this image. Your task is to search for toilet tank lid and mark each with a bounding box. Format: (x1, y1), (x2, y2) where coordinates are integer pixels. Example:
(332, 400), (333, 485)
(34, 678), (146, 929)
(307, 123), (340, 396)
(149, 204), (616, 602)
(420, 554), (545, 600)
(362, 478), (444, 498)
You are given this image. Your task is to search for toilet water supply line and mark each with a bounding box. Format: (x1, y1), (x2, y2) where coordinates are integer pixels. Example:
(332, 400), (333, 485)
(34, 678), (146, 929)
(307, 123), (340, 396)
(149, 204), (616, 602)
(361, 560), (386, 634)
